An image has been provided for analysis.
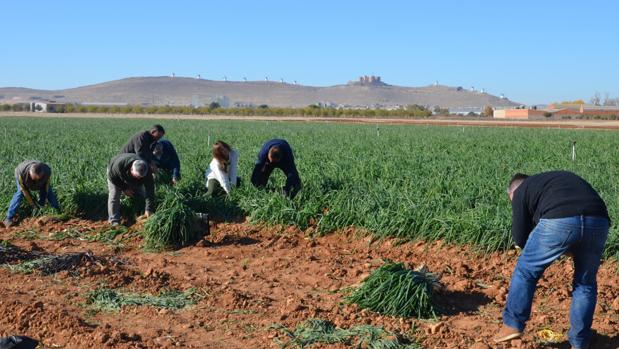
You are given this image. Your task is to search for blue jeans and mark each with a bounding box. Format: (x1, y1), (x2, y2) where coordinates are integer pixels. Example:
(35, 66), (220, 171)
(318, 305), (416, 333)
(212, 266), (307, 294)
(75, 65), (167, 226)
(6, 176), (60, 221)
(503, 215), (609, 349)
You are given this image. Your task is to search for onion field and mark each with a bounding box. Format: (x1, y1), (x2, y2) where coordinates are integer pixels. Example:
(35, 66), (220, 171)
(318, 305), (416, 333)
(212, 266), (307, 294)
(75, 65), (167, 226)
(1, 116), (618, 260)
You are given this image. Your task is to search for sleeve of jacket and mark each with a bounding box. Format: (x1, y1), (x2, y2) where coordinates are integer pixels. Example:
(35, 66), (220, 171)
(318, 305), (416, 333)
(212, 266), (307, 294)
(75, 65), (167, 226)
(169, 143), (181, 179)
(107, 158), (127, 189)
(228, 149), (239, 187)
(511, 188), (533, 248)
(135, 133), (153, 162)
(256, 143), (269, 165)
(212, 160), (231, 193)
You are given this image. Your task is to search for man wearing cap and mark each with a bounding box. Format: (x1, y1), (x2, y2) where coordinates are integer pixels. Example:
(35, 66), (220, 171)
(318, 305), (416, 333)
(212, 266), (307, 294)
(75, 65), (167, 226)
(119, 124), (165, 163)
(152, 139), (181, 185)
(495, 171), (609, 349)
(107, 153), (155, 226)
(4, 160), (60, 227)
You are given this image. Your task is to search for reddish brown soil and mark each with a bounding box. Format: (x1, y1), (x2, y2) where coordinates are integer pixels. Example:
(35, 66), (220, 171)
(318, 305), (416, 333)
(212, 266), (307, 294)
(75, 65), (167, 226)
(0, 218), (617, 349)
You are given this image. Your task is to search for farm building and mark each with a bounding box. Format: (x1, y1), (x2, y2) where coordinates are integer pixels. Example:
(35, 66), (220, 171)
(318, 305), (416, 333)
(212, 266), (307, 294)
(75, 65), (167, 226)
(494, 104), (619, 119)
(32, 101), (66, 113)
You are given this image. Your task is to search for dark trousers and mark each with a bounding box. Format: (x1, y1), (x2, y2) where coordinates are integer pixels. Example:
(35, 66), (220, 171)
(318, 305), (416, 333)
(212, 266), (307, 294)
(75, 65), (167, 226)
(251, 163), (301, 199)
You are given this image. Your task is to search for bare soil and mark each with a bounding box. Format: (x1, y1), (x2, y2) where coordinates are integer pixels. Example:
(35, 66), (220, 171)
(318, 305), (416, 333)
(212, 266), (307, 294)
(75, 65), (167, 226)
(0, 218), (617, 349)
(4, 112), (619, 130)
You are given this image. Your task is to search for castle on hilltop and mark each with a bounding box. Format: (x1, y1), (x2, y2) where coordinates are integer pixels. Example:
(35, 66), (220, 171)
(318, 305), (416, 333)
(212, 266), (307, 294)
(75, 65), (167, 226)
(349, 75), (387, 86)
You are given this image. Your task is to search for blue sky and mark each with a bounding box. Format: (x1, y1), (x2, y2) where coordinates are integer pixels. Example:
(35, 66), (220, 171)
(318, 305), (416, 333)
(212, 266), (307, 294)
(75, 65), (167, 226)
(1, 0), (617, 104)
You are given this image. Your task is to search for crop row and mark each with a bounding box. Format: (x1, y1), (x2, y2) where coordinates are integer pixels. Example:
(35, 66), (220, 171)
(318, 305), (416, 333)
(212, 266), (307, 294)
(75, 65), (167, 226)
(0, 116), (617, 260)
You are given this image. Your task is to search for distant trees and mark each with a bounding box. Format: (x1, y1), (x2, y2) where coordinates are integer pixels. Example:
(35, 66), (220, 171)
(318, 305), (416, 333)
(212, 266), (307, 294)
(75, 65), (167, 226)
(481, 106), (494, 117)
(433, 106), (449, 115)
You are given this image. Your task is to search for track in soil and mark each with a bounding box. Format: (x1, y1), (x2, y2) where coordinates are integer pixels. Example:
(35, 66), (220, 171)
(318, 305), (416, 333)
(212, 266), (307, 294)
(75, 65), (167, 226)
(0, 218), (617, 349)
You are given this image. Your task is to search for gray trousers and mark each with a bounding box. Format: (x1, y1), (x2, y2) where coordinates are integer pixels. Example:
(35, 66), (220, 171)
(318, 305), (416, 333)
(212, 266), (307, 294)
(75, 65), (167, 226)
(107, 175), (145, 224)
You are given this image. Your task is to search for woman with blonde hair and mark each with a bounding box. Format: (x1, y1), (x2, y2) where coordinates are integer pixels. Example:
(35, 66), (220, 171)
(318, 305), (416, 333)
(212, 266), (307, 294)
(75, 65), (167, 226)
(204, 141), (239, 196)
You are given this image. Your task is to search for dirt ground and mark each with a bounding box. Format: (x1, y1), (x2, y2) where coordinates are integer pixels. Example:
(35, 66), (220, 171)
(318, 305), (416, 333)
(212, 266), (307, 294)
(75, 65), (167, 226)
(0, 218), (617, 349)
(4, 112), (619, 130)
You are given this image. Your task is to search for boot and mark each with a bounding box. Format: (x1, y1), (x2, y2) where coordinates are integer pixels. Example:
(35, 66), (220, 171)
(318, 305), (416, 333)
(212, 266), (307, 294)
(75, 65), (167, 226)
(493, 324), (522, 343)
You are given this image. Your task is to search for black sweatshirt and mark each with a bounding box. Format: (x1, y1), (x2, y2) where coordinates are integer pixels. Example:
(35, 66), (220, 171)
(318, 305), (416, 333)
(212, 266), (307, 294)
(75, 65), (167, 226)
(511, 171), (609, 248)
(119, 131), (155, 163)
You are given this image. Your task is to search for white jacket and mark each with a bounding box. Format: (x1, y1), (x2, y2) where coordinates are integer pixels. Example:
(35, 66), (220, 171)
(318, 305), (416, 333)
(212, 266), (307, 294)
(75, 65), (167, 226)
(205, 149), (239, 193)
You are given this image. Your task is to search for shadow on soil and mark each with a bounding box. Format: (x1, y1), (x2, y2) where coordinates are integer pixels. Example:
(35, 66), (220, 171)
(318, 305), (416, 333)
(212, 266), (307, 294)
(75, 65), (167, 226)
(436, 290), (492, 316)
(547, 332), (619, 349)
(210, 235), (260, 247)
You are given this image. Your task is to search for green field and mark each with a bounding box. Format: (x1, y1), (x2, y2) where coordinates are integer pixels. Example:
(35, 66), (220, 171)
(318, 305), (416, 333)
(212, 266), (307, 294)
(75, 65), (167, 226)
(1, 116), (618, 260)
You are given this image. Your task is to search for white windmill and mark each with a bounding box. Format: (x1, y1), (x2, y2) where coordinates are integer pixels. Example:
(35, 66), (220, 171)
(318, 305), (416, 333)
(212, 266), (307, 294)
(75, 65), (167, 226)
(280, 78), (284, 83)
(243, 77), (247, 82)
(196, 74), (201, 79)
(223, 76), (228, 82)
(265, 76), (269, 82)
(170, 73), (175, 78)
(293, 80), (298, 85)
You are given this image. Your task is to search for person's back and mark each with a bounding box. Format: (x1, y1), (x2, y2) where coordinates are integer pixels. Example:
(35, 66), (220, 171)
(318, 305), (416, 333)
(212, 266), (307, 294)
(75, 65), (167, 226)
(119, 125), (166, 163)
(15, 160), (51, 190)
(511, 171), (609, 248)
(256, 139), (294, 168)
(517, 171), (608, 221)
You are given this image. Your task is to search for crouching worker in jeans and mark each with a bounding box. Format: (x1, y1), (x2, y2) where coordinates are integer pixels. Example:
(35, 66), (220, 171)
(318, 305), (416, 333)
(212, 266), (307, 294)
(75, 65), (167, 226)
(205, 141), (239, 196)
(251, 139), (301, 199)
(495, 171), (609, 349)
(107, 153), (155, 226)
(4, 160), (60, 227)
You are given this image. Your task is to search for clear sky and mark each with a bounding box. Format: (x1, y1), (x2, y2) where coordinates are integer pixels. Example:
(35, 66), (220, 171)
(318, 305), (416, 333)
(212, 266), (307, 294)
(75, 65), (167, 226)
(1, 0), (617, 104)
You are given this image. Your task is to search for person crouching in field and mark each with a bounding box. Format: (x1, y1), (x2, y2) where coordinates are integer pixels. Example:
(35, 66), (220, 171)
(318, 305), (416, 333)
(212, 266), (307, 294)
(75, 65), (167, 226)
(3, 160), (60, 227)
(152, 139), (181, 185)
(205, 141), (239, 196)
(495, 171), (609, 349)
(251, 139), (301, 199)
(107, 154), (155, 226)
(119, 124), (165, 163)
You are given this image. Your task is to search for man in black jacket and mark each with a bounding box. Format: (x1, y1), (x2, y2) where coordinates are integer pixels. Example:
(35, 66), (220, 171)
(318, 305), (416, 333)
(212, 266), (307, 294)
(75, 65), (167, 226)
(495, 171), (609, 349)
(107, 153), (155, 226)
(119, 125), (165, 163)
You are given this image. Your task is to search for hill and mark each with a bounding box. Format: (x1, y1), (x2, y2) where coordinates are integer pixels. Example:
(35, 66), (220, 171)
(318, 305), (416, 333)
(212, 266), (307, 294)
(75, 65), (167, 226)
(0, 76), (519, 109)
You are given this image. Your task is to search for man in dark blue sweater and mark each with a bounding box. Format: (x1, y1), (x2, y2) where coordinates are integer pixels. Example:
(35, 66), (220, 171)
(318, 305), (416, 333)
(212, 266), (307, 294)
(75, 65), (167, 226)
(495, 171), (609, 349)
(152, 139), (181, 185)
(251, 139), (301, 199)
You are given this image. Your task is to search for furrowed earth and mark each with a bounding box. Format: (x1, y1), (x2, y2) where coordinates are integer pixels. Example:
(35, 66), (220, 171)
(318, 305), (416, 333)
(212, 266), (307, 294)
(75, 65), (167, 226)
(1, 218), (617, 349)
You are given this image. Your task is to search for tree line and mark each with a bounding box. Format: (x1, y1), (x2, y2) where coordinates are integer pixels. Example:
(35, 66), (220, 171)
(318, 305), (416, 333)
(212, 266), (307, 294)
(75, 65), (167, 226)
(1, 103), (435, 118)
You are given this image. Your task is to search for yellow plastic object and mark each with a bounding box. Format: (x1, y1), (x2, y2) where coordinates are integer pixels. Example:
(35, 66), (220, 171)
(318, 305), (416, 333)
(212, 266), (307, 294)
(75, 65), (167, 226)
(537, 329), (563, 343)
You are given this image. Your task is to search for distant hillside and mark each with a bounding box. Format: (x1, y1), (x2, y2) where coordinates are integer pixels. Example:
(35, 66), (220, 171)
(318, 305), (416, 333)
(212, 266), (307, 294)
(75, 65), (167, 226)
(0, 76), (519, 109)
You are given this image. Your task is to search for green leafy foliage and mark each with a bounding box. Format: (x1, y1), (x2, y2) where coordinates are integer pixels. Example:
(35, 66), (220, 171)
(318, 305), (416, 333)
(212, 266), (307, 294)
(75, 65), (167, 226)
(86, 287), (198, 311)
(1, 117), (618, 260)
(143, 189), (200, 250)
(346, 262), (440, 318)
(271, 319), (421, 349)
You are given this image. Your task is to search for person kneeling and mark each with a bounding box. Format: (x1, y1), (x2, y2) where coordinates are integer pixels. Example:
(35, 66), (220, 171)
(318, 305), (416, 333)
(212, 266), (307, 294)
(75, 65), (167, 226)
(204, 141), (239, 196)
